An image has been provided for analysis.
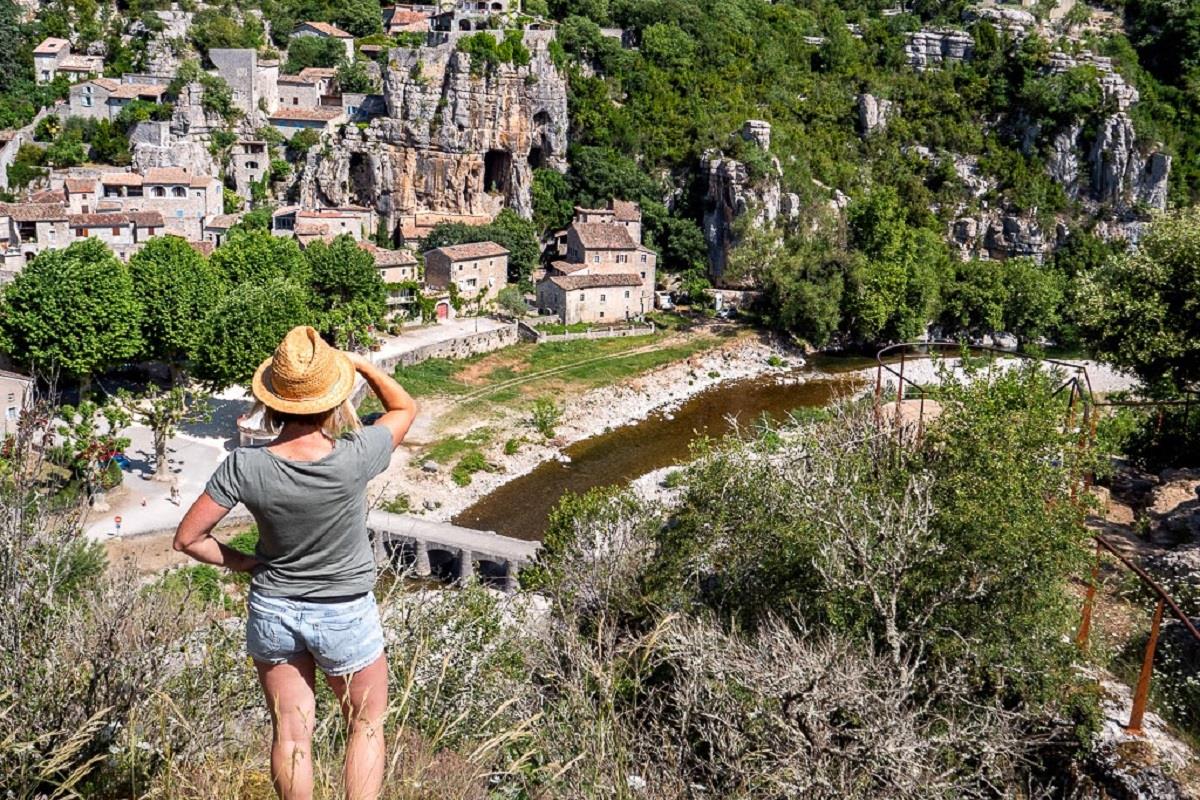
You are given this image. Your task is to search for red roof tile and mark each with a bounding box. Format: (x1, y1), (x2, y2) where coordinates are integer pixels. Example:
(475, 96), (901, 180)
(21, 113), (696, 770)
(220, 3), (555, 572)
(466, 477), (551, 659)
(427, 241), (510, 260)
(547, 273), (643, 290)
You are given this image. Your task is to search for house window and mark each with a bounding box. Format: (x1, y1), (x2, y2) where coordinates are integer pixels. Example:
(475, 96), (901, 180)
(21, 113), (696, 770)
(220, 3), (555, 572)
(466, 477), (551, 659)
(599, 312), (605, 318)
(78, 228), (88, 237)
(624, 290), (630, 298)
(640, 253), (648, 262)
(579, 292), (585, 300)
(465, 278), (477, 288)
(592, 254), (600, 263)
(172, 186), (186, 198)
(293, 97), (299, 105)
(246, 160), (259, 170)
(640, 271), (646, 279)
(111, 226), (119, 236)
(151, 186), (165, 197)
(617, 254), (627, 263)
(600, 294), (606, 302)
(81, 95), (92, 108)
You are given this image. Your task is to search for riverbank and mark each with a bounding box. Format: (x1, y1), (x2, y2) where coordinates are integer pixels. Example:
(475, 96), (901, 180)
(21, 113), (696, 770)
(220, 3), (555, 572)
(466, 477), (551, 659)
(370, 328), (804, 525)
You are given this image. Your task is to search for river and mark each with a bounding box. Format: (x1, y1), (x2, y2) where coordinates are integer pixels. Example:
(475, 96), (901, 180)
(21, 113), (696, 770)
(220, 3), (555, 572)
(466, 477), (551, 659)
(452, 355), (872, 541)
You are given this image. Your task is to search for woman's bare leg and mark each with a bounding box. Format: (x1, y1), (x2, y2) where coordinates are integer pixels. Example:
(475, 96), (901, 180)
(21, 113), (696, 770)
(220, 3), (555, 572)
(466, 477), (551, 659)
(256, 656), (317, 800)
(325, 654), (388, 800)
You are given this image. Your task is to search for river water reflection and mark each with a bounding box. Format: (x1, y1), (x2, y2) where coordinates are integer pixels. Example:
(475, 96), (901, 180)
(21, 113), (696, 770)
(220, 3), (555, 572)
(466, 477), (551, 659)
(453, 357), (868, 541)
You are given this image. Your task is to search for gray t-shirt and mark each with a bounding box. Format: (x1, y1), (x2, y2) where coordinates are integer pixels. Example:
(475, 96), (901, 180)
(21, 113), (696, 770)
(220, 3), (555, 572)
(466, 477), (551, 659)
(205, 425), (395, 599)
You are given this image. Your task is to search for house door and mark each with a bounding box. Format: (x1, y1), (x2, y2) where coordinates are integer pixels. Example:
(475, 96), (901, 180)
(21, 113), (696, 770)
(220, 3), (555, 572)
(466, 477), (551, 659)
(436, 301), (449, 320)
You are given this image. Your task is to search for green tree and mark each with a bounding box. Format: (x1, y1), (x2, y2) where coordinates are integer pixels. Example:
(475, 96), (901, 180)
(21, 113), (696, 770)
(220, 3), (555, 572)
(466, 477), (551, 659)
(191, 279), (312, 389)
(641, 22), (695, 71)
(87, 119), (131, 166)
(336, 58), (375, 93)
(333, 0), (383, 37)
(531, 168), (574, 234)
(0, 240), (142, 394)
(285, 36), (345, 73)
(305, 234), (387, 341)
(421, 209), (541, 287)
(210, 228), (312, 288)
(843, 187), (950, 344)
(287, 127), (322, 157)
(189, 8), (264, 57)
(496, 285), (528, 318)
(1075, 206), (1200, 392)
(116, 386), (212, 481)
(55, 399), (132, 509)
(128, 236), (225, 380)
(0, 0), (26, 93)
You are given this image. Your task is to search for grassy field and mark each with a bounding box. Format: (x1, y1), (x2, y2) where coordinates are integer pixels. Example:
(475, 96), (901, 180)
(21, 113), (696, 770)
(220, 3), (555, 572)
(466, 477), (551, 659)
(391, 329), (735, 404)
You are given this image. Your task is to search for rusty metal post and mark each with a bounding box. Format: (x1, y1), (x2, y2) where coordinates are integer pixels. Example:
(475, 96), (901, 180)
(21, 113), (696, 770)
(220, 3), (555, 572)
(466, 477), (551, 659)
(1076, 541), (1102, 650)
(894, 350), (906, 427)
(1127, 597), (1166, 735)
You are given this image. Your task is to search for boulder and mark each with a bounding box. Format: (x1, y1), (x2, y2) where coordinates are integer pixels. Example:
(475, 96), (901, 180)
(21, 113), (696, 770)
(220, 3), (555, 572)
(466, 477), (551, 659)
(856, 93), (894, 136)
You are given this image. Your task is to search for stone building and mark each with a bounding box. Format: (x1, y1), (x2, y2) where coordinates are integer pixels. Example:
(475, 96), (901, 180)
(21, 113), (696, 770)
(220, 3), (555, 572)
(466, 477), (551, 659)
(268, 106), (346, 140)
(95, 168), (222, 240)
(292, 21), (355, 61)
(230, 140), (270, 197)
(423, 241), (509, 302)
(360, 242), (420, 315)
(210, 49), (279, 120)
(536, 200), (656, 322)
(0, 369), (32, 435)
(537, 273), (644, 325)
(67, 211), (165, 260)
(67, 78), (170, 122)
(34, 38), (103, 84)
(203, 213), (242, 247)
(383, 5), (437, 34)
(0, 202), (70, 276)
(277, 73), (325, 109)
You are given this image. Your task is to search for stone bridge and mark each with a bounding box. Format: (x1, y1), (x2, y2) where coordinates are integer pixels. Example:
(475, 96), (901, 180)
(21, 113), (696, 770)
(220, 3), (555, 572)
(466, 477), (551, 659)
(367, 510), (541, 591)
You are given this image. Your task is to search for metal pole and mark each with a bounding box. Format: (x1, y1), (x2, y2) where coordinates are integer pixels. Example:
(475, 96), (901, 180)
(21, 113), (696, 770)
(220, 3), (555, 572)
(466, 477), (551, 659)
(895, 350), (906, 430)
(1076, 541), (1102, 650)
(1127, 597), (1166, 735)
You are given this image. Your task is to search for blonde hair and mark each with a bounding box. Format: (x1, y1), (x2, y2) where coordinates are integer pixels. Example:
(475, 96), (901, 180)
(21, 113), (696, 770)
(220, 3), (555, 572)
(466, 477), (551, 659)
(261, 399), (361, 440)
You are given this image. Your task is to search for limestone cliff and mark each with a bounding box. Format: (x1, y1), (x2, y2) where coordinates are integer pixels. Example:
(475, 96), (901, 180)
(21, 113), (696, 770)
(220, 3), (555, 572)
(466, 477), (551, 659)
(703, 120), (800, 282)
(300, 31), (568, 235)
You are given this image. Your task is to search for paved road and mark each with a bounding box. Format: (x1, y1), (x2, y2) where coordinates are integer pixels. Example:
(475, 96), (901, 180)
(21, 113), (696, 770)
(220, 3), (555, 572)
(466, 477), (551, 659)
(83, 318), (513, 541)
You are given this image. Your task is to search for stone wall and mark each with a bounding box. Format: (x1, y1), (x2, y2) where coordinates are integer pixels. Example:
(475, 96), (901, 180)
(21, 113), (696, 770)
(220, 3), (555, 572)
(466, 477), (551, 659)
(377, 323), (519, 371)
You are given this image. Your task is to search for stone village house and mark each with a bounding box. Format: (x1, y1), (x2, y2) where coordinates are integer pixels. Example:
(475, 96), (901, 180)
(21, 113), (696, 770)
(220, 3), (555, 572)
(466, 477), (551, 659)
(34, 38), (103, 84)
(291, 21), (356, 61)
(423, 241), (509, 304)
(0, 369), (32, 436)
(537, 200), (657, 324)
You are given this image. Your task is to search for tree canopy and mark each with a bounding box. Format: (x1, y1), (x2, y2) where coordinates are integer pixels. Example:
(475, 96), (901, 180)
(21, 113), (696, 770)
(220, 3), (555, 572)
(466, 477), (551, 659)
(1076, 207), (1200, 393)
(0, 239), (142, 386)
(210, 228), (312, 288)
(191, 279), (313, 389)
(128, 236), (225, 372)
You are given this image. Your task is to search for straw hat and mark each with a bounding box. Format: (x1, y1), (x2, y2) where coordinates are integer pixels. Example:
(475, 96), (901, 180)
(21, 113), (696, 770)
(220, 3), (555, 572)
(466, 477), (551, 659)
(252, 326), (355, 415)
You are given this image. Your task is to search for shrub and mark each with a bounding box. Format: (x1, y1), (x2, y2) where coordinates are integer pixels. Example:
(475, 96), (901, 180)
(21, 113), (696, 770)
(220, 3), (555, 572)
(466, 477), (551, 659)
(531, 397), (560, 438)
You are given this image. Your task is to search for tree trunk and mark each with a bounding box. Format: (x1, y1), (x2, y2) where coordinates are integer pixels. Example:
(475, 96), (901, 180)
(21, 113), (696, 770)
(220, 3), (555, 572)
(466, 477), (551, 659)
(153, 429), (172, 482)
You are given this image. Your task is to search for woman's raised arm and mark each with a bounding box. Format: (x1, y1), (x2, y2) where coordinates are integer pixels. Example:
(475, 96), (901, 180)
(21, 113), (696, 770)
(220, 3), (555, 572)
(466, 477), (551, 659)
(345, 352), (418, 447)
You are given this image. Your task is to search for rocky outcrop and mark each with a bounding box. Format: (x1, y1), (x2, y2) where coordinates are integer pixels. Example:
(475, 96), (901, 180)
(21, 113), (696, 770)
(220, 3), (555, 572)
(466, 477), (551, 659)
(300, 32), (568, 230)
(904, 30), (974, 71)
(1047, 123), (1083, 199)
(1090, 113), (1171, 211)
(857, 93), (894, 136)
(702, 120), (798, 282)
(949, 211), (1058, 261)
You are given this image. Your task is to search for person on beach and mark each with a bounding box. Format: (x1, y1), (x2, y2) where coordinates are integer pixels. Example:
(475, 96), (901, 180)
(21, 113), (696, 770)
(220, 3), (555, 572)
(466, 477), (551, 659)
(173, 326), (417, 800)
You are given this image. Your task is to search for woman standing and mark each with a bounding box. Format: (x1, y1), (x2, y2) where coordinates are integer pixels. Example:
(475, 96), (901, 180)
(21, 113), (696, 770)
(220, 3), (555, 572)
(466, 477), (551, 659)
(174, 326), (417, 800)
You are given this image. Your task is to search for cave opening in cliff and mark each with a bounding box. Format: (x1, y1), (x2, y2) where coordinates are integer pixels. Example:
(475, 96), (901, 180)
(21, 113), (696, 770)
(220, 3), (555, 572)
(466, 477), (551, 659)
(484, 150), (512, 195)
(528, 146), (544, 169)
(348, 153), (375, 208)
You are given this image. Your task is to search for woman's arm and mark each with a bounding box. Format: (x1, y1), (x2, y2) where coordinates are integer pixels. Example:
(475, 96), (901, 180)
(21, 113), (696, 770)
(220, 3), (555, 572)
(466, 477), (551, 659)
(173, 492), (261, 572)
(346, 352), (418, 447)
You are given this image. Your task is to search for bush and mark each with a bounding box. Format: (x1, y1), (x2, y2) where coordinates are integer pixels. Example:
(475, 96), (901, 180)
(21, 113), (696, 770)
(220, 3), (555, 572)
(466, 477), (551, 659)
(531, 397), (560, 438)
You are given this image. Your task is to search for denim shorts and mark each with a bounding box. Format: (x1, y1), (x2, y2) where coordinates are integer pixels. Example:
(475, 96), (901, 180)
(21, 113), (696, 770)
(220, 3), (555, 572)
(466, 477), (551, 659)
(246, 590), (385, 677)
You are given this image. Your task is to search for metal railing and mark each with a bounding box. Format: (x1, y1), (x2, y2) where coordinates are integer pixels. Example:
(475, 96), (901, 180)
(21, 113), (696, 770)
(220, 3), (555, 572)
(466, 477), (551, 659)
(872, 341), (1200, 736)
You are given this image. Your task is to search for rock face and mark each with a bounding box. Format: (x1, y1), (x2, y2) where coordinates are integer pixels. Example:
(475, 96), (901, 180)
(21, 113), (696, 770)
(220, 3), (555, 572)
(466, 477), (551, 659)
(300, 32), (568, 231)
(1090, 113), (1171, 211)
(857, 93), (894, 136)
(904, 30), (974, 71)
(702, 120), (796, 282)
